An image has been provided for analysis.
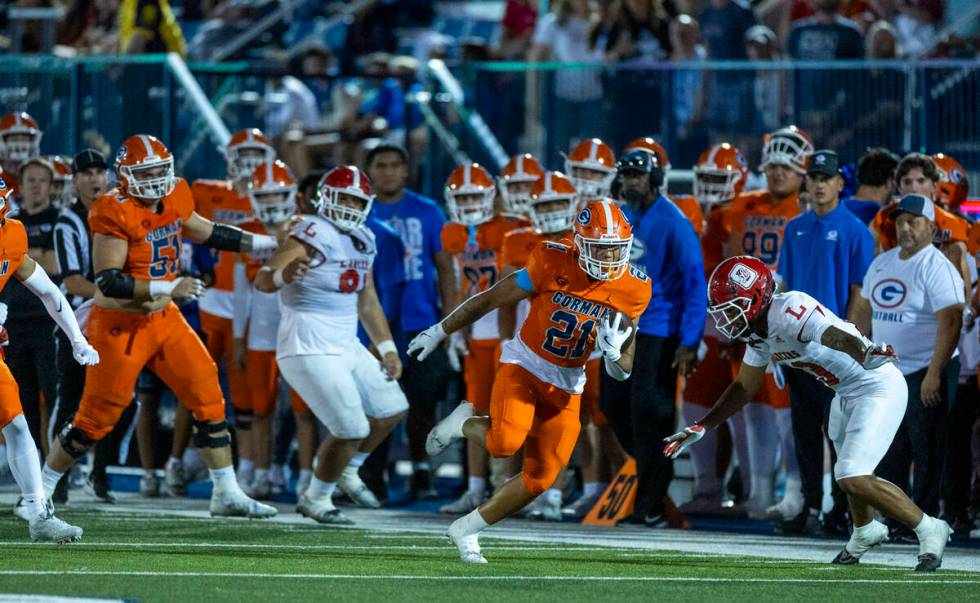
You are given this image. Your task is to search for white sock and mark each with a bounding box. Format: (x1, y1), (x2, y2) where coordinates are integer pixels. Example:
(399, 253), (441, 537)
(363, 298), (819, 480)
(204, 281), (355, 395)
(544, 488), (562, 506)
(41, 465), (64, 500)
(166, 455), (181, 469)
(846, 519), (885, 554)
(209, 465), (240, 495)
(4, 416), (47, 519)
(458, 508), (489, 536)
(684, 401), (720, 495)
(348, 452), (369, 469)
(467, 476), (486, 495)
(307, 476), (337, 501)
(254, 468), (269, 483)
(913, 515), (935, 538)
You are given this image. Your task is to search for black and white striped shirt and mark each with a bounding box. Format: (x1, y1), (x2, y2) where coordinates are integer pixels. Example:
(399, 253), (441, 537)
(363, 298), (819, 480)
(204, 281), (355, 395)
(54, 200), (93, 309)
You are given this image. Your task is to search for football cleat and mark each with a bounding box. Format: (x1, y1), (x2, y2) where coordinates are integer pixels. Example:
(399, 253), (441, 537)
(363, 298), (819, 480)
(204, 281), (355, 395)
(679, 493), (724, 515)
(440, 489), (486, 515)
(527, 496), (562, 522)
(13, 497), (33, 522)
(86, 474), (116, 504)
(562, 490), (603, 519)
(337, 466), (381, 509)
(140, 473), (162, 498)
(447, 517), (488, 564)
(247, 475), (272, 500)
(763, 496), (804, 521)
(164, 459), (188, 497)
(832, 521), (889, 565)
(915, 518), (952, 572)
(210, 490), (278, 519)
(425, 401), (474, 458)
(29, 503), (82, 543)
(297, 494), (354, 525)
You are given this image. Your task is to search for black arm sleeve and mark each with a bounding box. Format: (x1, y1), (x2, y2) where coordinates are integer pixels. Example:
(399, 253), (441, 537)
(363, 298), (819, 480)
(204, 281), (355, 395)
(206, 223), (246, 252)
(95, 269), (136, 299)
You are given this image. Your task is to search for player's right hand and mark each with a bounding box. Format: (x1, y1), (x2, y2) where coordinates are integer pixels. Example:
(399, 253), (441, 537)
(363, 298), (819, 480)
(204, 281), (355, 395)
(283, 256), (311, 284)
(596, 312), (632, 362)
(171, 277), (205, 302)
(445, 331), (468, 372)
(663, 424), (705, 459)
(861, 342), (897, 370)
(71, 339), (100, 366)
(407, 323), (447, 361)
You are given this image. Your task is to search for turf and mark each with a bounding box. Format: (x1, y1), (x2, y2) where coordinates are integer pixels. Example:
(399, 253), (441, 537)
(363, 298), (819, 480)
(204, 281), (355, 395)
(0, 511), (976, 602)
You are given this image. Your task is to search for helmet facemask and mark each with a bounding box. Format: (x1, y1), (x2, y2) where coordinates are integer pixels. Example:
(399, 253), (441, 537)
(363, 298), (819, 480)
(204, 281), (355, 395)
(694, 168), (741, 204)
(0, 131), (41, 163)
(121, 158), (176, 200)
(228, 145), (275, 181)
(250, 187), (296, 225)
(761, 132), (813, 174)
(574, 233), (632, 281)
(530, 195), (577, 234)
(499, 176), (536, 215)
(317, 188), (373, 231)
(567, 164), (615, 204)
(445, 188), (494, 226)
(708, 298), (755, 340)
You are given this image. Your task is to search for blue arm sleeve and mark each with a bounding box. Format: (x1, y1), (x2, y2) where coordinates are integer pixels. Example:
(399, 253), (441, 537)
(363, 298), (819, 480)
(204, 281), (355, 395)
(675, 224), (708, 349)
(514, 268), (535, 293)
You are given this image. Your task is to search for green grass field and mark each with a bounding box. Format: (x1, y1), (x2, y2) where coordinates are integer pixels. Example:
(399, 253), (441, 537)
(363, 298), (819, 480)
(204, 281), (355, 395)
(2, 510), (978, 602)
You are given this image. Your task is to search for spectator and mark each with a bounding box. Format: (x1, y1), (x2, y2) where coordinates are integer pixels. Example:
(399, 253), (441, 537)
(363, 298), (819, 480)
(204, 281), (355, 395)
(879, 0), (945, 57)
(60, 0), (119, 55)
(777, 150), (875, 533)
(866, 18), (902, 57)
(844, 147), (899, 225)
(296, 46), (339, 117)
(699, 0), (756, 143)
(499, 0), (539, 59)
(788, 0), (864, 60)
(745, 25), (786, 153)
(668, 15), (708, 166)
(365, 143), (456, 500)
(602, 150), (706, 526)
(699, 0), (756, 60)
(118, 0), (186, 57)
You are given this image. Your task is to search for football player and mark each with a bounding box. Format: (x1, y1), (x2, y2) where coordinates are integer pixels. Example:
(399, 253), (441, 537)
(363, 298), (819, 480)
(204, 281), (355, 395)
(255, 166), (408, 525)
(46, 155), (73, 210)
(498, 153), (545, 219)
(412, 199), (651, 563)
(564, 138), (616, 206)
(41, 134), (278, 519)
(666, 256), (953, 572)
(0, 112), (43, 198)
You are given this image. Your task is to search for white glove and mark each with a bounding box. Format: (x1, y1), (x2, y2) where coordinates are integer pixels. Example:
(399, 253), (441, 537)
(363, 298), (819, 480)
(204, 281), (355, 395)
(596, 312), (632, 362)
(446, 330), (469, 372)
(662, 424), (705, 459)
(963, 306), (976, 331)
(862, 342), (897, 370)
(407, 323), (447, 362)
(71, 339), (100, 366)
(0, 302), (7, 326)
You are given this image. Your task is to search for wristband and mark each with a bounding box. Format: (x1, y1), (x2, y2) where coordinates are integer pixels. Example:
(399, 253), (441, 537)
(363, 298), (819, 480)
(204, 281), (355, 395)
(272, 267), (286, 288)
(376, 340), (398, 357)
(148, 279), (177, 297)
(251, 234), (277, 254)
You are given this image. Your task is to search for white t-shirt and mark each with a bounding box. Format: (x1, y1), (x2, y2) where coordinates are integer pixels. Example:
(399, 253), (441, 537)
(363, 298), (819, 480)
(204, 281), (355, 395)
(531, 13), (603, 101)
(743, 291), (886, 398)
(862, 245), (964, 375)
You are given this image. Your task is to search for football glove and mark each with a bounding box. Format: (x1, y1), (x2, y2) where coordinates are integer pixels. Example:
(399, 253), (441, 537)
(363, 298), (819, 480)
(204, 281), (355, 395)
(71, 339), (100, 366)
(446, 331), (469, 372)
(407, 323), (447, 361)
(861, 342), (897, 370)
(596, 312), (632, 363)
(663, 424), (705, 459)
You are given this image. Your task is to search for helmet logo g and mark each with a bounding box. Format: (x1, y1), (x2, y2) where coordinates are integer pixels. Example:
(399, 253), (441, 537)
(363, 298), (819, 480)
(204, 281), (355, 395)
(577, 208), (592, 225)
(730, 263), (759, 289)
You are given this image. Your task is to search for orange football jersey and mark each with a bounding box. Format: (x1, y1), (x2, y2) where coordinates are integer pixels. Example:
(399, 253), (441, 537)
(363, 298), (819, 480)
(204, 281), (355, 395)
(518, 241), (651, 369)
(442, 215), (524, 298)
(192, 179), (253, 292)
(670, 195), (704, 236)
(717, 190), (800, 270)
(968, 221), (980, 257)
(873, 201), (970, 251)
(499, 226), (575, 271)
(701, 202), (733, 277)
(89, 179), (195, 281)
(0, 218), (28, 291)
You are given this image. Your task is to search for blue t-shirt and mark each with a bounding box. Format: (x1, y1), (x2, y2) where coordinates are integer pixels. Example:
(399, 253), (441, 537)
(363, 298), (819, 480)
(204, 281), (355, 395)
(369, 190), (446, 332)
(363, 78), (424, 131)
(843, 198), (881, 226)
(699, 1), (756, 60)
(357, 217), (407, 349)
(623, 195), (706, 347)
(777, 203), (874, 318)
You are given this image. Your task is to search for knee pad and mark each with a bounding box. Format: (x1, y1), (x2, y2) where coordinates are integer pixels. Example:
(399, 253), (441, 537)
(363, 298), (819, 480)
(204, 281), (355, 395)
(193, 419), (231, 449)
(234, 409), (254, 431)
(58, 422), (95, 459)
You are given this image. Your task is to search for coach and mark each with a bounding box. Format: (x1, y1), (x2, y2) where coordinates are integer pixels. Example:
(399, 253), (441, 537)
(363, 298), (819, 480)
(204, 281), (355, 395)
(601, 149), (706, 526)
(854, 194), (963, 528)
(777, 150), (874, 535)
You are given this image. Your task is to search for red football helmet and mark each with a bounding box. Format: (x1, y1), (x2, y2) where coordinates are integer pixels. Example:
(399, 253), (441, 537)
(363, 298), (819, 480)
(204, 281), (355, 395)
(115, 134), (176, 200)
(708, 256), (776, 340)
(316, 166), (373, 230)
(248, 160), (297, 224)
(46, 155), (73, 209)
(0, 112), (42, 163)
(565, 138), (616, 202)
(226, 128), (275, 180)
(694, 143), (749, 204)
(761, 125), (813, 174)
(529, 171), (578, 234)
(573, 199), (633, 281)
(0, 175), (12, 222)
(498, 153), (544, 215)
(444, 162), (495, 226)
(932, 153), (969, 210)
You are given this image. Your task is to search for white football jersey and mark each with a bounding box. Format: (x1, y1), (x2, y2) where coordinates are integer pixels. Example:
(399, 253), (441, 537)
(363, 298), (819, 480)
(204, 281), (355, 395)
(742, 291), (887, 397)
(277, 215), (376, 358)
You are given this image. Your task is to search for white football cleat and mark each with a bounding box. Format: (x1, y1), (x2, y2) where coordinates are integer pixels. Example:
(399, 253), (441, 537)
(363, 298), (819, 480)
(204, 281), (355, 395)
(337, 466), (381, 509)
(916, 517), (952, 572)
(528, 496), (562, 522)
(426, 402), (474, 457)
(164, 460), (187, 497)
(447, 517), (487, 564)
(247, 476), (272, 500)
(210, 489), (277, 518)
(763, 496), (804, 521)
(440, 489), (486, 515)
(30, 503), (82, 543)
(140, 474), (161, 498)
(562, 491), (603, 519)
(297, 494), (354, 525)
(13, 497), (32, 522)
(832, 520), (888, 565)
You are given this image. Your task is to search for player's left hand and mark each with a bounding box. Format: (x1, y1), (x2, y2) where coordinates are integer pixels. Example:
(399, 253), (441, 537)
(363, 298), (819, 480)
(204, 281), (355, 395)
(596, 312), (632, 362)
(407, 323), (447, 361)
(663, 424), (705, 459)
(381, 351), (402, 381)
(672, 345), (699, 377)
(71, 339), (100, 366)
(920, 370), (941, 407)
(445, 331), (468, 372)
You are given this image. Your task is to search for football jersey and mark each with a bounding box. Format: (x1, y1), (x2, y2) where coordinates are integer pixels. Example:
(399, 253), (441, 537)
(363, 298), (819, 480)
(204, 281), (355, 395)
(968, 221), (980, 259)
(0, 218), (28, 292)
(89, 180), (195, 282)
(742, 290), (886, 397)
(499, 227), (573, 335)
(719, 190), (800, 270)
(500, 240), (652, 393)
(277, 215), (376, 358)
(670, 195), (705, 235)
(873, 201), (970, 251)
(701, 202), (732, 279)
(193, 179), (254, 318)
(441, 215), (525, 340)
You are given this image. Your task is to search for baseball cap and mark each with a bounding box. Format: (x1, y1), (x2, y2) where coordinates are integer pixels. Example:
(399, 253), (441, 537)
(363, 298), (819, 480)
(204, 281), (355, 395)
(72, 148), (108, 174)
(17, 156), (55, 178)
(892, 194), (935, 222)
(807, 150), (839, 178)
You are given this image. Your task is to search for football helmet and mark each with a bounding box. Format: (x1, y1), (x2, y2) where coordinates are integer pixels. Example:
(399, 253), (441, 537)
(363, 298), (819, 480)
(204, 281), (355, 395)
(316, 165), (374, 231)
(498, 153), (544, 215)
(931, 153), (969, 210)
(0, 176), (11, 222)
(444, 163), (495, 226)
(528, 171), (578, 234)
(248, 160), (297, 225)
(760, 126), (813, 174)
(115, 135), (176, 200)
(624, 137), (670, 192)
(573, 199), (633, 281)
(46, 155), (73, 209)
(564, 138), (616, 202)
(0, 112), (42, 163)
(226, 128), (275, 180)
(707, 256), (776, 340)
(694, 143), (749, 204)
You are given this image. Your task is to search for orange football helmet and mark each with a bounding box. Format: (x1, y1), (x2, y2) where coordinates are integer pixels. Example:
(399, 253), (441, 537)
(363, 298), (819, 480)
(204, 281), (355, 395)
(0, 176), (11, 222)
(564, 138), (616, 202)
(248, 160), (297, 224)
(46, 155), (73, 209)
(573, 199), (633, 281)
(761, 125), (813, 174)
(226, 128), (275, 180)
(444, 163), (495, 226)
(932, 153), (969, 210)
(316, 165), (374, 230)
(694, 143), (749, 204)
(0, 112), (42, 163)
(115, 134), (176, 200)
(498, 153), (544, 215)
(528, 171), (578, 234)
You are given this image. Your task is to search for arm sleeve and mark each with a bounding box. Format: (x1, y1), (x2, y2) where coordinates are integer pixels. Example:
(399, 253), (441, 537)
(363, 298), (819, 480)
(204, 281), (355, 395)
(231, 261), (251, 339)
(53, 222), (84, 277)
(513, 268), (534, 293)
(21, 262), (86, 343)
(923, 253), (965, 311)
(674, 223), (708, 349)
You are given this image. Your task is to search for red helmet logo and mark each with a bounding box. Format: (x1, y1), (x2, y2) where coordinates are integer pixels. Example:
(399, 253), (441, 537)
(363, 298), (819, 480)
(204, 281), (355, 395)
(708, 256), (775, 340)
